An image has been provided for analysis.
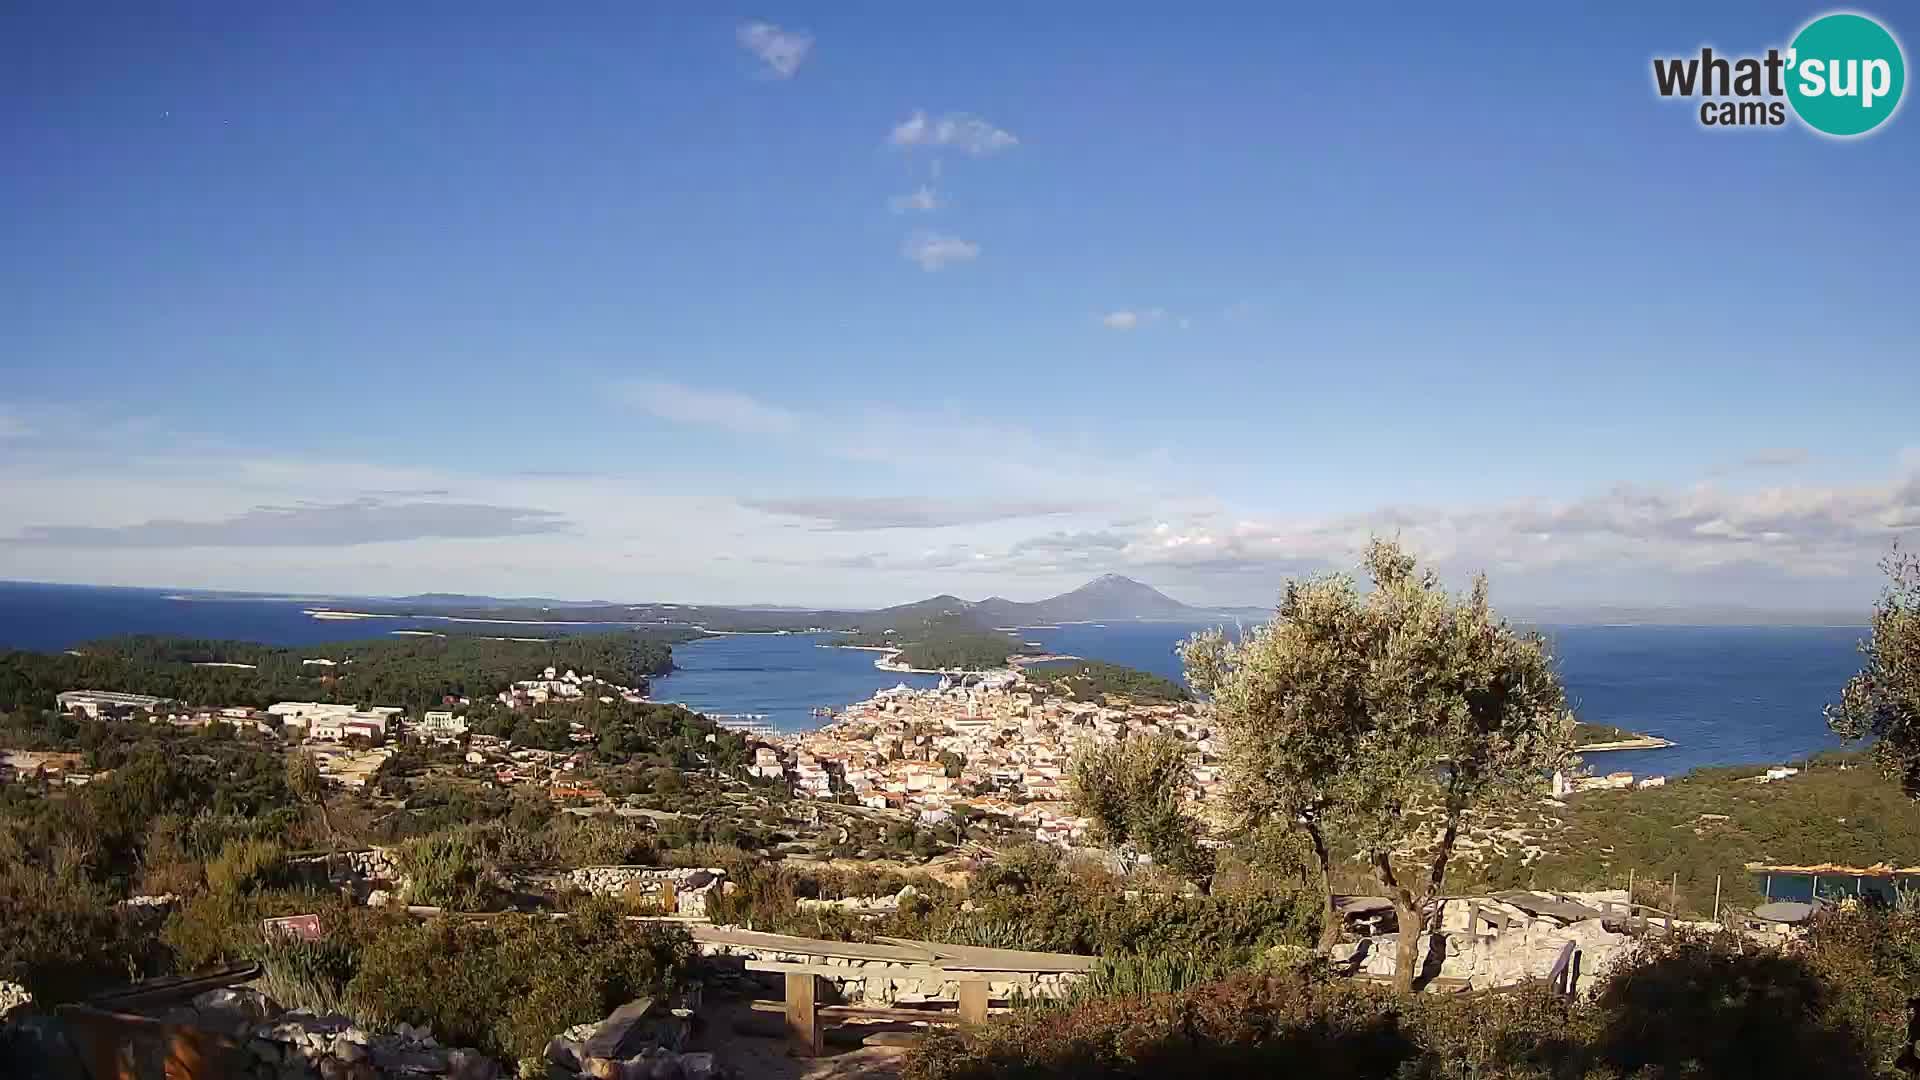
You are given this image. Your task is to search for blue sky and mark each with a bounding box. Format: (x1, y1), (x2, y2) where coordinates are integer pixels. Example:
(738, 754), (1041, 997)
(2, 4), (1916, 610)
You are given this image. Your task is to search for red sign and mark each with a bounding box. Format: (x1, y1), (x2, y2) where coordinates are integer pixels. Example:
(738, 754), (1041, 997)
(263, 914), (324, 941)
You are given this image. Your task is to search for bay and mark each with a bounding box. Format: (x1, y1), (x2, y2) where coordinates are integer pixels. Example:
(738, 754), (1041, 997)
(0, 582), (1871, 772)
(1011, 620), (1869, 776)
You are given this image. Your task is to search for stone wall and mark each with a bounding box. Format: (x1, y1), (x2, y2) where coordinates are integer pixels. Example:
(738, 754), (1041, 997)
(794, 884), (918, 915)
(1333, 917), (1629, 995)
(89, 988), (504, 1080)
(562, 866), (726, 917)
(693, 940), (1080, 1006)
(287, 848), (407, 904)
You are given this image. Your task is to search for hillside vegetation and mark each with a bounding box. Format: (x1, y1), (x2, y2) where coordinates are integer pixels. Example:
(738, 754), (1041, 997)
(1024, 659), (1190, 703)
(0, 630), (685, 713)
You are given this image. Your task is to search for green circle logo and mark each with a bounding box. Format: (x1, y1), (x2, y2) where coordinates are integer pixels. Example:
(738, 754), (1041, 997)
(1787, 13), (1906, 136)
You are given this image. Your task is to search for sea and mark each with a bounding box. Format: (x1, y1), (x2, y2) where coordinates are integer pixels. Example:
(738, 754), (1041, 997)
(0, 581), (1869, 776)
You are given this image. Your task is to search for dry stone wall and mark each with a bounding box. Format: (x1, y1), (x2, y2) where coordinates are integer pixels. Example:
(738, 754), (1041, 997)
(562, 866), (726, 917)
(288, 848), (407, 904)
(1333, 917), (1629, 995)
(694, 939), (1080, 1006)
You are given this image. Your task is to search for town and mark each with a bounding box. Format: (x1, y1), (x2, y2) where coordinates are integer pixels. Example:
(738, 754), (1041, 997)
(11, 663), (657, 796)
(758, 671), (1220, 845)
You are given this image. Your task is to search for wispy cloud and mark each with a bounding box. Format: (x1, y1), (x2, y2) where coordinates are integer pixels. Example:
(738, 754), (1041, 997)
(889, 111), (1018, 156)
(614, 379), (800, 435)
(1100, 308), (1167, 331)
(742, 496), (1101, 531)
(1739, 448), (1811, 468)
(736, 21), (812, 79)
(606, 381), (1177, 502)
(888, 186), (943, 213)
(903, 231), (979, 271)
(934, 458), (1920, 598)
(5, 498), (571, 549)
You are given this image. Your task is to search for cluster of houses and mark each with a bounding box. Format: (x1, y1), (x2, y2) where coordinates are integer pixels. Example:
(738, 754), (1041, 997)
(461, 730), (600, 793)
(498, 666), (646, 709)
(0, 749), (93, 787)
(762, 673), (1225, 845)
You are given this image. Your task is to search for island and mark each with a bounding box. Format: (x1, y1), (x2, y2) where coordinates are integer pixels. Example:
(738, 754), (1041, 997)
(1572, 720), (1676, 752)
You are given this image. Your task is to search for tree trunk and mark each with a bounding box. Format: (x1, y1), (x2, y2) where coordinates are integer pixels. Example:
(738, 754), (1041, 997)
(1422, 815), (1462, 940)
(1390, 893), (1422, 993)
(1372, 850), (1421, 994)
(1304, 820), (1341, 950)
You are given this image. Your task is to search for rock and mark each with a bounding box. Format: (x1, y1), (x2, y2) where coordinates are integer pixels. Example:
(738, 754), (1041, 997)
(447, 1048), (501, 1080)
(679, 1052), (715, 1080)
(0, 979), (34, 1019)
(371, 1045), (451, 1073)
(332, 1036), (369, 1063)
(195, 987), (281, 1023)
(544, 1036), (588, 1072)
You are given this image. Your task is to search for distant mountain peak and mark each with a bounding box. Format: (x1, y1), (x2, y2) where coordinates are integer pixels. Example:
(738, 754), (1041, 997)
(1077, 573), (1157, 591)
(968, 573), (1196, 622)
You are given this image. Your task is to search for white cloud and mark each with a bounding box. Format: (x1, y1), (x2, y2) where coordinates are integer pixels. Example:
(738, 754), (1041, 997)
(903, 231), (979, 271)
(1101, 308), (1167, 331)
(8, 498), (570, 549)
(888, 186), (943, 213)
(612, 379), (800, 435)
(736, 21), (812, 79)
(6, 388), (1910, 613)
(603, 381), (1178, 504)
(889, 110), (1018, 156)
(742, 496), (1105, 530)
(942, 460), (1920, 604)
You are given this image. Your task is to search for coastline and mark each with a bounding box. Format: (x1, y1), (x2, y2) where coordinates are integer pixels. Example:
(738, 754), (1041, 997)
(824, 641), (1083, 676)
(304, 608), (643, 627)
(1575, 735), (1678, 753)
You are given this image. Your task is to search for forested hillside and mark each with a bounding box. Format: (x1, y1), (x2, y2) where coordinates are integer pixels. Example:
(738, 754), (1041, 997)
(0, 630), (689, 713)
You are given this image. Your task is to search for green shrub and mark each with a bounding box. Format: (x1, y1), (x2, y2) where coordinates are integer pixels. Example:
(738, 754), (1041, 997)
(204, 837), (289, 897)
(906, 922), (1917, 1080)
(0, 835), (151, 1003)
(395, 827), (499, 909)
(346, 899), (691, 1063)
(250, 907), (363, 1015)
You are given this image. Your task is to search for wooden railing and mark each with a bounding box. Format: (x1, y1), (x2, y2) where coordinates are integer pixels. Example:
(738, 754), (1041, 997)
(1590, 899), (1678, 935)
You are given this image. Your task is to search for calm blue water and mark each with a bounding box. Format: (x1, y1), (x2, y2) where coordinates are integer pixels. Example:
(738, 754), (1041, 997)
(0, 581), (635, 647)
(1011, 619), (1868, 777)
(0, 583), (1870, 770)
(649, 634), (939, 732)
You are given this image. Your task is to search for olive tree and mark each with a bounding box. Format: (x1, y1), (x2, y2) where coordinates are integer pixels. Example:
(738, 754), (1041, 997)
(1186, 538), (1573, 990)
(1068, 732), (1214, 886)
(1182, 579), (1365, 948)
(1828, 546), (1920, 794)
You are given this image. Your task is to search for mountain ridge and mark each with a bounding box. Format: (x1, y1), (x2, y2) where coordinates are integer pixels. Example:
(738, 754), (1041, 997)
(873, 573), (1263, 626)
